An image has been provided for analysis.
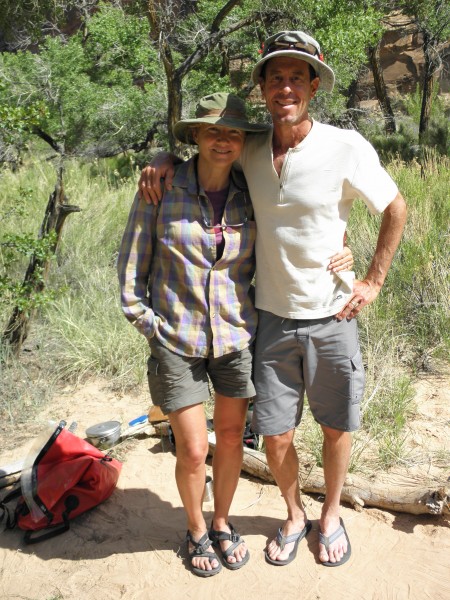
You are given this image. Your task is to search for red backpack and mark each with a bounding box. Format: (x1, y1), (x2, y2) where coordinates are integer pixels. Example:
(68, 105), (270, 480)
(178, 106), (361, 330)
(1, 421), (122, 544)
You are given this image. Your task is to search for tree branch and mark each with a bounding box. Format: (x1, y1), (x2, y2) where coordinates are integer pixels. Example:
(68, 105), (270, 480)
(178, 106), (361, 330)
(30, 126), (64, 154)
(82, 121), (164, 158)
(177, 10), (280, 80)
(146, 0), (159, 40)
(210, 0), (242, 33)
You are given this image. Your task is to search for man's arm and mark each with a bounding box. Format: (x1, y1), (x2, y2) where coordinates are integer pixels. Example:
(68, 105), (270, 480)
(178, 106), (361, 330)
(336, 192), (407, 320)
(138, 154), (355, 271)
(138, 152), (182, 204)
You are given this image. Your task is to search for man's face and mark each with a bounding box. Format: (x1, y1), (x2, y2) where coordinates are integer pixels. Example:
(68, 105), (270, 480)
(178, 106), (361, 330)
(259, 57), (319, 126)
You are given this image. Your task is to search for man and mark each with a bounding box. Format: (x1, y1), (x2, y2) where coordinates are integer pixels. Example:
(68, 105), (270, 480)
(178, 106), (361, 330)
(138, 31), (407, 567)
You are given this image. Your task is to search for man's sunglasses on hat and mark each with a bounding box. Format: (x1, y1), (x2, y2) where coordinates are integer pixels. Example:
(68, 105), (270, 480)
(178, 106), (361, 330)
(265, 40), (319, 58)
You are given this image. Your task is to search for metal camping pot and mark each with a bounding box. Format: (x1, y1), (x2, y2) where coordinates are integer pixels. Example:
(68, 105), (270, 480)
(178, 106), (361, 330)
(203, 476), (214, 503)
(85, 421), (121, 449)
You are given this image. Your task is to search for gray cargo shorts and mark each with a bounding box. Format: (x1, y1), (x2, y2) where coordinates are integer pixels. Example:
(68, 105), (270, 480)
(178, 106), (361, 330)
(147, 337), (255, 415)
(253, 310), (364, 435)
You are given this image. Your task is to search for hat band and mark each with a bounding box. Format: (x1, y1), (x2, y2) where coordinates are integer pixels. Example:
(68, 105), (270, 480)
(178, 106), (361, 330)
(196, 108), (247, 120)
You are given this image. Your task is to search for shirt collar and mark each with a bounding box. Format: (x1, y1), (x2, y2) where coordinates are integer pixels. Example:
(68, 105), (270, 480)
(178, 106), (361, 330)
(172, 155), (248, 197)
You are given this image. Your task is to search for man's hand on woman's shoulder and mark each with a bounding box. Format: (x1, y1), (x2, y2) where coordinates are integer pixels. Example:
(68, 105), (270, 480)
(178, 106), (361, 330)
(138, 152), (180, 204)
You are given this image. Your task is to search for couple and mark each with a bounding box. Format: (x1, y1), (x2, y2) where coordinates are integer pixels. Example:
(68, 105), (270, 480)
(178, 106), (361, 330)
(118, 30), (406, 576)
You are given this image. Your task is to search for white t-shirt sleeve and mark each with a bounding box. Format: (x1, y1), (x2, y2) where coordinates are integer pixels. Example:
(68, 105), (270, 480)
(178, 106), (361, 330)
(350, 137), (399, 215)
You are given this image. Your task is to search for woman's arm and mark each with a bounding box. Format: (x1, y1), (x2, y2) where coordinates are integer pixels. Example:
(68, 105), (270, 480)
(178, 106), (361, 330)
(117, 194), (159, 338)
(328, 243), (354, 272)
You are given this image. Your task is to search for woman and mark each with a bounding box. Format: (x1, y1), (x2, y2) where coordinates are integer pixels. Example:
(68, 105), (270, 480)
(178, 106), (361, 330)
(117, 93), (353, 577)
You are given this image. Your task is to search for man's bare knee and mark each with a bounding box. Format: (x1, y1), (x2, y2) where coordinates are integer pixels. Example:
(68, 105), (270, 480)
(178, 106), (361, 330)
(320, 425), (351, 443)
(264, 430), (294, 455)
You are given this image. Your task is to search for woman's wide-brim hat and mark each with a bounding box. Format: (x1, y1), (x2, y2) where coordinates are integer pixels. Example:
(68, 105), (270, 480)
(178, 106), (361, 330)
(173, 92), (270, 145)
(251, 30), (335, 93)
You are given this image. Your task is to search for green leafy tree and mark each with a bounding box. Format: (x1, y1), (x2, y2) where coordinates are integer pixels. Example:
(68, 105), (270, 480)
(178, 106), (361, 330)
(0, 7), (165, 157)
(144, 0), (384, 148)
(2, 1), (386, 152)
(0, 0), (101, 48)
(0, 3), (167, 351)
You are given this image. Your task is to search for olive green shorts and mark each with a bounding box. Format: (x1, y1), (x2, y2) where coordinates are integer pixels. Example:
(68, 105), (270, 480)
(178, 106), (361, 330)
(147, 337), (255, 415)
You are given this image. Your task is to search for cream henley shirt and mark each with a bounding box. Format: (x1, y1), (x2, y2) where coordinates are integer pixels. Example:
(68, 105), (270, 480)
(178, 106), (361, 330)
(239, 120), (399, 319)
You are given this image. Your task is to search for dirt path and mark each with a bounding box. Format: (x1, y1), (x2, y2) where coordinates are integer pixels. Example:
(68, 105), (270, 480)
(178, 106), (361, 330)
(0, 375), (449, 600)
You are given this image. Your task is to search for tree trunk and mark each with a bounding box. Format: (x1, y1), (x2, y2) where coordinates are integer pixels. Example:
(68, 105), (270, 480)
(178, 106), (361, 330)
(146, 1), (182, 152)
(219, 40), (230, 78)
(419, 30), (439, 144)
(368, 43), (396, 134)
(166, 72), (183, 152)
(345, 77), (360, 111)
(2, 164), (80, 353)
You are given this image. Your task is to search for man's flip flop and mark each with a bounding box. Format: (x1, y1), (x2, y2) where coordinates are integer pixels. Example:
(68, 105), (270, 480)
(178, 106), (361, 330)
(186, 531), (222, 577)
(264, 519), (312, 566)
(209, 522), (250, 570)
(319, 517), (352, 567)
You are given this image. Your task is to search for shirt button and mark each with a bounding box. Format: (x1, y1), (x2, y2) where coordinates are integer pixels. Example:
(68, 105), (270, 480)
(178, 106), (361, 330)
(212, 313), (216, 318)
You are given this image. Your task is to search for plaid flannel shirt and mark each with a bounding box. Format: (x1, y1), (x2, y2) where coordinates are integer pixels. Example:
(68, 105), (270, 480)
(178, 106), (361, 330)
(117, 157), (257, 358)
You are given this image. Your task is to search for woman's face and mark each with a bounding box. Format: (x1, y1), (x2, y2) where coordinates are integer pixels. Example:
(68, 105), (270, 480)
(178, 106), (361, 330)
(193, 124), (245, 169)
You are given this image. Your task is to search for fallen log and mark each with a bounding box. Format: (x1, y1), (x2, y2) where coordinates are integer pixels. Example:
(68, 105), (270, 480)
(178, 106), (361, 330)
(8, 422), (444, 516)
(207, 439), (449, 517)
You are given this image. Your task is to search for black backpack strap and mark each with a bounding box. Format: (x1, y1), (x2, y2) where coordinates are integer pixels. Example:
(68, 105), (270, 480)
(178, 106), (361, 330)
(23, 513), (70, 544)
(23, 494), (79, 545)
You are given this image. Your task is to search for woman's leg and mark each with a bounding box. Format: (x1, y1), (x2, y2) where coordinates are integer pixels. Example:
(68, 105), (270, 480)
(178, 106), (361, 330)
(212, 394), (249, 564)
(169, 403), (218, 572)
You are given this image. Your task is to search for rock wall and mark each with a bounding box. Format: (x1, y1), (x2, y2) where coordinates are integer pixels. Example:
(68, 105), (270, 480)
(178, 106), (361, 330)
(357, 13), (450, 104)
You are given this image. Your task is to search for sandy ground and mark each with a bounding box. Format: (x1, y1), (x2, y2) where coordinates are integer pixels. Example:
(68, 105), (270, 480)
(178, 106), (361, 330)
(0, 375), (449, 600)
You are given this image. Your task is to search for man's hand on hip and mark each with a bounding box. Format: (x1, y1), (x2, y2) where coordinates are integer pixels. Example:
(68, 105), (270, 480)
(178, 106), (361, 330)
(336, 192), (407, 321)
(335, 279), (380, 321)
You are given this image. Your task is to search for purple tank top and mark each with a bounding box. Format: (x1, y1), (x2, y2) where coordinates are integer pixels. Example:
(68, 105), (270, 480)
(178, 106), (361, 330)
(206, 186), (229, 260)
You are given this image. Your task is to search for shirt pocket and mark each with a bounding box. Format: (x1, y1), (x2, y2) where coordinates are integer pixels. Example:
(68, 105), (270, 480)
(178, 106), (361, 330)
(224, 220), (256, 264)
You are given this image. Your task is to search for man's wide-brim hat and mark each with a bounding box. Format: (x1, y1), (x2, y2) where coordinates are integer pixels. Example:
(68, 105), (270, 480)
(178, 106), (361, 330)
(173, 92), (269, 145)
(251, 30), (335, 93)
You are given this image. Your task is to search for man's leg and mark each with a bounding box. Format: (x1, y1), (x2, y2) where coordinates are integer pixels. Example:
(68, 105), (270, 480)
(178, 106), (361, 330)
(252, 310), (309, 563)
(318, 426), (352, 563)
(303, 317), (362, 564)
(264, 429), (308, 562)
